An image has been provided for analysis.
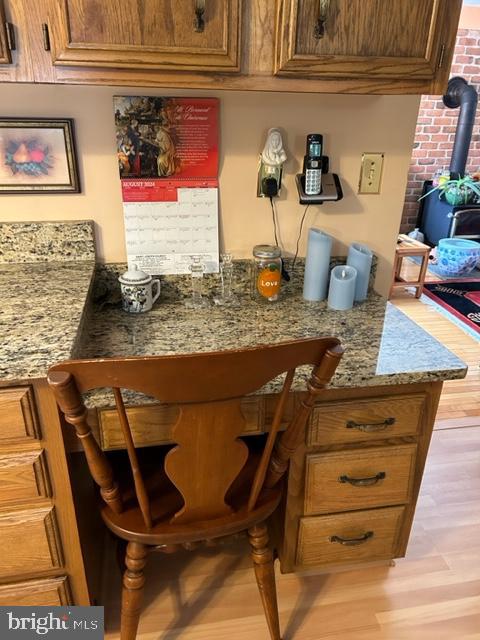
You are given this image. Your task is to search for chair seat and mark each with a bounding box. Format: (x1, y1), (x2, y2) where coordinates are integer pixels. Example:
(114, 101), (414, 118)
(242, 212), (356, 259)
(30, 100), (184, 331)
(101, 450), (283, 546)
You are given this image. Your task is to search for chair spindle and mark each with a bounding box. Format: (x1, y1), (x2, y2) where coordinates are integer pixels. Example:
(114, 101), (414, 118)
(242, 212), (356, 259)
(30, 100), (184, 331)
(264, 344), (344, 489)
(247, 368), (295, 512)
(114, 388), (152, 530)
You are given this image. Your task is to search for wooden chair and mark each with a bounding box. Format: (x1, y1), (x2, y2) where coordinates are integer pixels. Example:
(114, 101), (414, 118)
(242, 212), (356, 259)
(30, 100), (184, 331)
(47, 337), (343, 640)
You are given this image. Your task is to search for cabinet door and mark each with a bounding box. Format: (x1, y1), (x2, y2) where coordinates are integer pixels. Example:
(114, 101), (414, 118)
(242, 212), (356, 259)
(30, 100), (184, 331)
(48, 0), (241, 71)
(275, 0), (456, 79)
(0, 505), (63, 579)
(0, 2), (11, 64)
(0, 387), (40, 443)
(0, 577), (72, 606)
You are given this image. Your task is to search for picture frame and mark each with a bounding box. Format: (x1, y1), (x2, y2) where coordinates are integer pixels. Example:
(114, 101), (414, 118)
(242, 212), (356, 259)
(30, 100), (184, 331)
(0, 118), (80, 194)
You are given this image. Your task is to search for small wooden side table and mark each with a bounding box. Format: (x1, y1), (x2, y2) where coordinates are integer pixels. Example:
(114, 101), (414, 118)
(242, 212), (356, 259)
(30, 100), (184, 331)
(389, 234), (431, 299)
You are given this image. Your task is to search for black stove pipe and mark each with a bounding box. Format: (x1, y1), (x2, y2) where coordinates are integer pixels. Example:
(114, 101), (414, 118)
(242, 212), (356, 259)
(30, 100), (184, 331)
(443, 76), (478, 178)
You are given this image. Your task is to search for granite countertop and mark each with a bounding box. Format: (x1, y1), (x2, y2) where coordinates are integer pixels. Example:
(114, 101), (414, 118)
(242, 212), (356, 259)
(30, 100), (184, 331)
(72, 268), (466, 406)
(0, 221), (96, 382)
(0, 222), (467, 400)
(0, 260), (95, 380)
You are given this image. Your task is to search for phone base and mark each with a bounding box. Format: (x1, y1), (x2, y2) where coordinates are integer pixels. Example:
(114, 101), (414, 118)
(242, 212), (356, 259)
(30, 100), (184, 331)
(295, 173), (343, 205)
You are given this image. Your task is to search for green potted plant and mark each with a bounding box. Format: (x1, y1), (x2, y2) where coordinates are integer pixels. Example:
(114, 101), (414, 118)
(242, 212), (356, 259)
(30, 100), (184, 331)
(419, 174), (480, 206)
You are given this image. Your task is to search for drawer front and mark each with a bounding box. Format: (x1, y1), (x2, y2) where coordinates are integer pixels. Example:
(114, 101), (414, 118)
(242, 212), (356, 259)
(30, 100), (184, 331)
(98, 394), (294, 450)
(305, 444), (416, 515)
(297, 506), (404, 567)
(0, 450), (51, 505)
(0, 506), (63, 579)
(308, 394), (425, 446)
(0, 387), (40, 443)
(99, 403), (180, 450)
(0, 577), (71, 606)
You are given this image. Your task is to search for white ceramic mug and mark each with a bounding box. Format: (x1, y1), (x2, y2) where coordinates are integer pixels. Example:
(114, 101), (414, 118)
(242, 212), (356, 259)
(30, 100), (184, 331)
(118, 266), (161, 313)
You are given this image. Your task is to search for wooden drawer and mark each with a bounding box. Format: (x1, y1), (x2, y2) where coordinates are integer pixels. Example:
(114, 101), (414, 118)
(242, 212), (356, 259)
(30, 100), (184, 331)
(0, 505), (63, 579)
(99, 403), (180, 450)
(308, 394), (425, 447)
(0, 577), (71, 606)
(296, 506), (404, 567)
(0, 449), (51, 506)
(304, 444), (416, 515)
(0, 387), (40, 443)
(98, 394), (294, 450)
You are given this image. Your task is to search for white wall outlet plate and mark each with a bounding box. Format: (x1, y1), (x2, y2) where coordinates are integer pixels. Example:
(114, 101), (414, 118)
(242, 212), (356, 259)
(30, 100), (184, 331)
(359, 152), (384, 194)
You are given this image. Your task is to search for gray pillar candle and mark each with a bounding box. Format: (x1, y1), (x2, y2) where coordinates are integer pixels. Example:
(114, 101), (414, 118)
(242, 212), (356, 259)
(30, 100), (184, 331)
(327, 265), (357, 310)
(303, 228), (333, 301)
(347, 242), (373, 301)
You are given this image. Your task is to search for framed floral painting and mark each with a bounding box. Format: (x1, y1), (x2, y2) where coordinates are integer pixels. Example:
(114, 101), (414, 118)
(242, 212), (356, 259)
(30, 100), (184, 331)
(0, 118), (80, 193)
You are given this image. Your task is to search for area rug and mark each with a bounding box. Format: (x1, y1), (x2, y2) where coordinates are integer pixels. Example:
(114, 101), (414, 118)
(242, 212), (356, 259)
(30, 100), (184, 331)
(423, 280), (480, 335)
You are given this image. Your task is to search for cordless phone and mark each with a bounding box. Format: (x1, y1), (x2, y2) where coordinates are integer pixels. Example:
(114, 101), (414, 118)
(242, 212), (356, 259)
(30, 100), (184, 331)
(305, 157), (322, 195)
(306, 133), (323, 159)
(303, 133), (323, 196)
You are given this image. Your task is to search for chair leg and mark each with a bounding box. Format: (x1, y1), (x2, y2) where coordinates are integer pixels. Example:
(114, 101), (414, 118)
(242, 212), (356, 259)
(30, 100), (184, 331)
(248, 523), (281, 640)
(120, 541), (148, 640)
(116, 539), (128, 575)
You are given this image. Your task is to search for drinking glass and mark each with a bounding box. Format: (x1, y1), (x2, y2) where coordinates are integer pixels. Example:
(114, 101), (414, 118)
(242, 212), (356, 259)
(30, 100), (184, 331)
(185, 255), (209, 308)
(214, 254), (239, 306)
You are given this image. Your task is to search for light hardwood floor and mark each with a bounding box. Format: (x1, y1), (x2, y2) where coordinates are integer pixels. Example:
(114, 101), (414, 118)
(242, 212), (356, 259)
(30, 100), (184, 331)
(390, 259), (479, 427)
(102, 426), (480, 640)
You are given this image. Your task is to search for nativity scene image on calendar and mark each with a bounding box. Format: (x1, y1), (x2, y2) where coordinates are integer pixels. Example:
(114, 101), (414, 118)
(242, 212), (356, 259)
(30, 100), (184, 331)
(114, 96), (219, 180)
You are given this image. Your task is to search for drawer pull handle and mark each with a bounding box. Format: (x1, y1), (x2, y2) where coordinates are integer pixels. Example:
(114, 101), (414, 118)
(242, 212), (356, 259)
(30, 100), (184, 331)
(339, 471), (386, 487)
(346, 417), (395, 432)
(194, 0), (206, 32)
(330, 531), (374, 546)
(314, 0), (330, 39)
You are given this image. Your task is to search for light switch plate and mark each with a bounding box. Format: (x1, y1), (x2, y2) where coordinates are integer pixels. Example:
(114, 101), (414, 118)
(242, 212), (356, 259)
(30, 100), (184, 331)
(359, 152), (384, 194)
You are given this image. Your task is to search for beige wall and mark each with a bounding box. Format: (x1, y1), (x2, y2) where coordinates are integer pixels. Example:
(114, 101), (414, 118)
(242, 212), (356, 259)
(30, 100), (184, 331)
(460, 5), (480, 28)
(0, 84), (420, 295)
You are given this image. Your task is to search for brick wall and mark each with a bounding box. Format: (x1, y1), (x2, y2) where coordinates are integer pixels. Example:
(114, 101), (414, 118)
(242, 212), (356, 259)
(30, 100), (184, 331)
(400, 28), (480, 234)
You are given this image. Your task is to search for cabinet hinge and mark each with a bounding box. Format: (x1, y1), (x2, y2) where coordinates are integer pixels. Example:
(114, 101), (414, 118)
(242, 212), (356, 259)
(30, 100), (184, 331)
(437, 43), (446, 69)
(42, 23), (50, 51)
(5, 22), (15, 51)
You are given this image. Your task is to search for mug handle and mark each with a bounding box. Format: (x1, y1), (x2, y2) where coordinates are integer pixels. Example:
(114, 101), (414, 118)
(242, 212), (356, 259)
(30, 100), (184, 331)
(151, 278), (161, 304)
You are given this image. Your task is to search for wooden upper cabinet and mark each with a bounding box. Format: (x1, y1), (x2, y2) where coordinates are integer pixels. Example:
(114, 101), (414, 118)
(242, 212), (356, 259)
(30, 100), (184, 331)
(0, 1), (12, 64)
(275, 0), (457, 79)
(48, 0), (242, 71)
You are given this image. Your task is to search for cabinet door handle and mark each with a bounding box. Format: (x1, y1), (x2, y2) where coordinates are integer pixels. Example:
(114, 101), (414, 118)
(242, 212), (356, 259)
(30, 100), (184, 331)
(346, 417), (395, 432)
(194, 0), (206, 32)
(314, 0), (330, 39)
(330, 531), (374, 546)
(42, 23), (51, 51)
(339, 471), (386, 487)
(438, 43), (446, 69)
(5, 22), (15, 51)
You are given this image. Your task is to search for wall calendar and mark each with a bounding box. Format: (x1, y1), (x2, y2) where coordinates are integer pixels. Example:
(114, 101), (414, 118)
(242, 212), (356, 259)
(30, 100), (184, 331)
(114, 96), (219, 274)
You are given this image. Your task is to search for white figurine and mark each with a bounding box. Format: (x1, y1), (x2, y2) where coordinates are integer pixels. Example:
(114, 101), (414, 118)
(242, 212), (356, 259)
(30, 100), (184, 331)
(261, 128), (287, 167)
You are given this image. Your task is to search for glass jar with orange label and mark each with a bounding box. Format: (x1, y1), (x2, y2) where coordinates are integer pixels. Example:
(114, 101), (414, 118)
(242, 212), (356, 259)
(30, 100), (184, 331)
(252, 245), (282, 302)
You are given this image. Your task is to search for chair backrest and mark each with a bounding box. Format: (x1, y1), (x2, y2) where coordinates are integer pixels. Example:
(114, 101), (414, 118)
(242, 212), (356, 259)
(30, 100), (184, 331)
(48, 337), (343, 530)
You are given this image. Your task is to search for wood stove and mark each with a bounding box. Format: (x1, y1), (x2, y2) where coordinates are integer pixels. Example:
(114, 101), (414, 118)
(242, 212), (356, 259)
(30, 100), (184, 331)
(418, 77), (480, 245)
